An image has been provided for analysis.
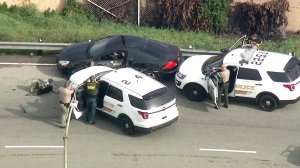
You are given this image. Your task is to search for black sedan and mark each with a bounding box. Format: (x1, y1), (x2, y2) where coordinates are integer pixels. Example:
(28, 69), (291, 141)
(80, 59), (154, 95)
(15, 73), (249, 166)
(56, 35), (184, 80)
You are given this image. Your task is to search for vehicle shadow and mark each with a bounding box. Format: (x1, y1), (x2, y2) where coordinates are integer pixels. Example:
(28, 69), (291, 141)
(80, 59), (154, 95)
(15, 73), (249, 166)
(73, 108), (155, 136)
(5, 79), (66, 128)
(161, 75), (291, 112)
(160, 76), (211, 112)
(12, 79), (147, 136)
(35, 55), (65, 78)
(281, 145), (300, 166)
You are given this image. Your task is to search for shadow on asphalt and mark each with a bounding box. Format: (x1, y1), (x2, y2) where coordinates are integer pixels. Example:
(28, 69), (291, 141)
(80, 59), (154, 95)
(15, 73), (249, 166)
(160, 76), (211, 113)
(35, 55), (66, 78)
(5, 79), (67, 128)
(161, 76), (289, 113)
(5, 90), (63, 128)
(281, 145), (300, 167)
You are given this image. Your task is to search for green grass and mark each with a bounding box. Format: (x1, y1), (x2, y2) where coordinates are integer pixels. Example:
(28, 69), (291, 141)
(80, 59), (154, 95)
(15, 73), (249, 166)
(0, 4), (299, 56)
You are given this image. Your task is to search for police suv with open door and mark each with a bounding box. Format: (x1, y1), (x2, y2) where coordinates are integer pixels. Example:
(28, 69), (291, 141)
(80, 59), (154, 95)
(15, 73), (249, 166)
(69, 66), (179, 135)
(175, 35), (300, 111)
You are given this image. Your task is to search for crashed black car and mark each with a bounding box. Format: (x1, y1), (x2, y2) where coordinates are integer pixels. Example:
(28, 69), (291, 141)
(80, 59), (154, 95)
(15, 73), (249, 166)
(56, 35), (184, 80)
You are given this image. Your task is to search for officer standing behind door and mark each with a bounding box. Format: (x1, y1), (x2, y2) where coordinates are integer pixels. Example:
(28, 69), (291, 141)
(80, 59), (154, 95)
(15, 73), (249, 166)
(215, 64), (230, 109)
(85, 75), (99, 124)
(58, 83), (74, 128)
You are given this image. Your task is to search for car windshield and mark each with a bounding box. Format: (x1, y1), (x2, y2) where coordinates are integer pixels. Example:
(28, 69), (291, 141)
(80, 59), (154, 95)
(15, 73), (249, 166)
(286, 64), (300, 81)
(267, 68), (299, 82)
(129, 87), (175, 110)
(143, 88), (174, 109)
(89, 37), (112, 57)
(94, 70), (114, 80)
(267, 57), (300, 82)
(201, 55), (225, 74)
(143, 40), (170, 59)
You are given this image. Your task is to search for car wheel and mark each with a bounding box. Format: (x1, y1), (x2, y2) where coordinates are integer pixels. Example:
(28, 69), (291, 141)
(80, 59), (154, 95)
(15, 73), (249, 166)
(69, 64), (87, 76)
(119, 116), (135, 135)
(144, 71), (159, 80)
(183, 84), (206, 101)
(258, 94), (278, 112)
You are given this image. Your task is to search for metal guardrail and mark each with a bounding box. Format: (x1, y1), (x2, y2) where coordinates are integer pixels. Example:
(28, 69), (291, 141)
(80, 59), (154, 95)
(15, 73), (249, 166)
(0, 41), (72, 50)
(0, 41), (221, 57)
(180, 48), (221, 57)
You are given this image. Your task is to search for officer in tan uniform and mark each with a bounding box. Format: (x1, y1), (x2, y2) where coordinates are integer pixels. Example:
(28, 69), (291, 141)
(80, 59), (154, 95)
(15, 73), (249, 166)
(216, 64), (230, 109)
(58, 83), (74, 128)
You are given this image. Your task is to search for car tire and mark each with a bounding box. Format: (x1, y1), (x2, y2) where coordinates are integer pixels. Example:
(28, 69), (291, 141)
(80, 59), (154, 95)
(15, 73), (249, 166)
(258, 94), (278, 112)
(144, 71), (160, 80)
(183, 84), (206, 101)
(119, 116), (135, 135)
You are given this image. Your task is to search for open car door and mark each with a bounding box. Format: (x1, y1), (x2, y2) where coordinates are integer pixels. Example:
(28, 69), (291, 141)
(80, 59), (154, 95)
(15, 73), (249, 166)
(207, 73), (219, 108)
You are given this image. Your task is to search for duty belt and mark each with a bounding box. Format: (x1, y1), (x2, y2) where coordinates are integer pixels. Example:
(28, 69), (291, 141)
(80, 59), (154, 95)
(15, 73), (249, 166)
(59, 101), (70, 108)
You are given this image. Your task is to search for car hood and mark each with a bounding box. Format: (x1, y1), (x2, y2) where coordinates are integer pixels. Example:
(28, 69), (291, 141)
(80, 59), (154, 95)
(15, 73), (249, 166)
(59, 42), (92, 60)
(179, 55), (215, 75)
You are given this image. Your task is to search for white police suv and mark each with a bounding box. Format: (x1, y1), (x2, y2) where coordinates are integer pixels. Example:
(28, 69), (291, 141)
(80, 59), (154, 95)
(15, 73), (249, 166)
(69, 66), (179, 135)
(175, 36), (300, 111)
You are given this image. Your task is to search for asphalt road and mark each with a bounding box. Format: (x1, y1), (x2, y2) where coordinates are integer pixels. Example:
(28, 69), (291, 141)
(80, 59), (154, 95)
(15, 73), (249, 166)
(0, 55), (299, 168)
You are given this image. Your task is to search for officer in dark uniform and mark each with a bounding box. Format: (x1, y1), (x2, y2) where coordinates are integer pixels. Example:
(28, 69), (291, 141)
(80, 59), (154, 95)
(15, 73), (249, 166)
(85, 76), (99, 124)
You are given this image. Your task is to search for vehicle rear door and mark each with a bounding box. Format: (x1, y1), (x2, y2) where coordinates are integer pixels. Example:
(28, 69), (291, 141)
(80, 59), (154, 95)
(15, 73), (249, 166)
(234, 67), (264, 98)
(101, 84), (124, 118)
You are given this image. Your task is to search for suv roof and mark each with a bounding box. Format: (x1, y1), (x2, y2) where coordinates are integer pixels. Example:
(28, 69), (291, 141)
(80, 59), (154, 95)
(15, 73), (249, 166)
(223, 49), (294, 72)
(102, 68), (165, 97)
(246, 52), (292, 71)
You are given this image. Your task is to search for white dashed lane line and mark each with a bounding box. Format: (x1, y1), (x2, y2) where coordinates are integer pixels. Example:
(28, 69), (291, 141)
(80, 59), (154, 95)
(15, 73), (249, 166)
(0, 63), (56, 66)
(200, 148), (256, 154)
(5, 146), (63, 149)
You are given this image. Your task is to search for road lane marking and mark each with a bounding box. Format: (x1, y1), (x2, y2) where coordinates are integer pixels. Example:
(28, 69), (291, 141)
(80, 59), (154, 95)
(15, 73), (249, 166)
(199, 148), (256, 154)
(5, 146), (63, 149)
(0, 63), (56, 66)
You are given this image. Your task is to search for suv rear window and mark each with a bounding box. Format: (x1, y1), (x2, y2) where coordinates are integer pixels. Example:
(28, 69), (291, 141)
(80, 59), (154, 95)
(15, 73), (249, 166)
(129, 87), (174, 110)
(268, 66), (300, 82)
(269, 57), (300, 82)
(267, 72), (290, 82)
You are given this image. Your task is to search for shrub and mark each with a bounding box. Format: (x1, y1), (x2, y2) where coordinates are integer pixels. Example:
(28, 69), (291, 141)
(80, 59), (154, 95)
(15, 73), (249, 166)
(157, 0), (200, 30)
(62, 0), (98, 22)
(157, 0), (232, 33)
(231, 0), (289, 40)
(0, 2), (8, 12)
(198, 0), (233, 33)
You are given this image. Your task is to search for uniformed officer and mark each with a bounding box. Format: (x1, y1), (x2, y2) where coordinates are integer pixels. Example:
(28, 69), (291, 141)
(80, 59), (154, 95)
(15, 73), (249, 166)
(215, 64), (230, 109)
(85, 76), (99, 124)
(58, 83), (74, 128)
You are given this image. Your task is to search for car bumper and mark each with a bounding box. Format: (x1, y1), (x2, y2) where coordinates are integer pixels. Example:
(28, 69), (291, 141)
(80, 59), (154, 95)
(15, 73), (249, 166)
(159, 57), (185, 76)
(175, 73), (185, 89)
(175, 78), (182, 87)
(134, 116), (178, 132)
(56, 61), (70, 75)
(279, 95), (300, 105)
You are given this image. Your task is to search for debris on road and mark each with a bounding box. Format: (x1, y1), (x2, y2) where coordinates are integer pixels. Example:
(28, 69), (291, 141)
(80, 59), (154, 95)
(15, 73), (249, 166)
(30, 79), (53, 95)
